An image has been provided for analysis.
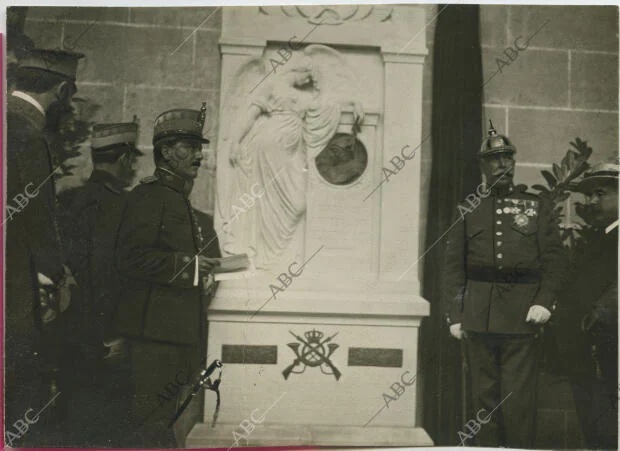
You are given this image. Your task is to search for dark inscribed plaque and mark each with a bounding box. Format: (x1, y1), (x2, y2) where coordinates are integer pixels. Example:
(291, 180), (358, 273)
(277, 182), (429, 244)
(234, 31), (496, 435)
(348, 347), (403, 368)
(315, 132), (368, 185)
(221, 345), (278, 364)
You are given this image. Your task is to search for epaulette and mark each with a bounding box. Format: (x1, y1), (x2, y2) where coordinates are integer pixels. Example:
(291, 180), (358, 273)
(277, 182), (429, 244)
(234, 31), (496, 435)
(140, 175), (159, 184)
(104, 182), (122, 194)
(513, 184), (540, 198)
(513, 184), (529, 193)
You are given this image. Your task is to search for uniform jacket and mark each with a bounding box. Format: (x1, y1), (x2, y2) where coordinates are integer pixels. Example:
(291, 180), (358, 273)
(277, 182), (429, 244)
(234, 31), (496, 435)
(442, 184), (567, 334)
(57, 170), (128, 350)
(115, 167), (220, 346)
(554, 226), (618, 359)
(6, 95), (65, 356)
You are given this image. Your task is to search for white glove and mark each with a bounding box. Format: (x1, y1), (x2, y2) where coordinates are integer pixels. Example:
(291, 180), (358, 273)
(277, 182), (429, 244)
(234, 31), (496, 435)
(103, 338), (126, 361)
(37, 272), (54, 286)
(526, 305), (551, 324)
(37, 273), (57, 324)
(449, 323), (465, 340)
(58, 265), (77, 312)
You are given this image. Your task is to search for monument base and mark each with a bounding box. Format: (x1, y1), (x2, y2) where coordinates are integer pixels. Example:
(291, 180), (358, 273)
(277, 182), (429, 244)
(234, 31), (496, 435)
(184, 283), (431, 449)
(186, 424), (433, 448)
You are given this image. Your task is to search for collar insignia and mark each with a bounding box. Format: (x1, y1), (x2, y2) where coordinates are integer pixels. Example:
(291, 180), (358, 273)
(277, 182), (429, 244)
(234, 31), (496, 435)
(140, 175), (159, 184)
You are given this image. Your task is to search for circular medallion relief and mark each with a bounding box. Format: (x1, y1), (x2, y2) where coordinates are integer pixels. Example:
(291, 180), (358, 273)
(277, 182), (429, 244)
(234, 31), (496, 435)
(315, 133), (368, 186)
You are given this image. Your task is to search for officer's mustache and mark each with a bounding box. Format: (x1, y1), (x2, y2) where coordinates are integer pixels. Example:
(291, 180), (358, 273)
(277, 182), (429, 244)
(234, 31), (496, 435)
(492, 168), (514, 177)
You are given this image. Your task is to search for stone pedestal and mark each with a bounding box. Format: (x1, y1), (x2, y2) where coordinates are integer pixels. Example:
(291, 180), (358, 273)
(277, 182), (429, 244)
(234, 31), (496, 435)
(187, 5), (432, 448)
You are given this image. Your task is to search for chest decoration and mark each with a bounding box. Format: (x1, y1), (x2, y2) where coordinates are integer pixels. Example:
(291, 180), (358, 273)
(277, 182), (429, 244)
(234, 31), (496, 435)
(502, 199), (539, 215)
(189, 211), (206, 249)
(503, 199), (539, 232)
(513, 213), (530, 230)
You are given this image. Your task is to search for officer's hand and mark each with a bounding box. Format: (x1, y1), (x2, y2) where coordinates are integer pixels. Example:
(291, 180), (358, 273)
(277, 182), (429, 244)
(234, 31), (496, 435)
(526, 305), (551, 324)
(449, 323), (465, 340)
(58, 265), (77, 312)
(37, 273), (57, 324)
(39, 287), (57, 324)
(581, 312), (601, 333)
(37, 272), (54, 287)
(198, 256), (221, 274)
(102, 338), (127, 361)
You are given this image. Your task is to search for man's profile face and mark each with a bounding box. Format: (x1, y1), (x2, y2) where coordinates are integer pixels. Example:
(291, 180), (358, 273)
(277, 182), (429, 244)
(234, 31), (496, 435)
(585, 183), (619, 227)
(119, 148), (139, 185)
(47, 81), (78, 125)
(164, 139), (204, 180)
(480, 152), (515, 188)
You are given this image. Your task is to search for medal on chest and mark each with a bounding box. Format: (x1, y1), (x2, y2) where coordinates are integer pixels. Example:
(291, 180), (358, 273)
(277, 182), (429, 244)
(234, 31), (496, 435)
(513, 213), (530, 230)
(189, 209), (206, 249)
(508, 199), (538, 231)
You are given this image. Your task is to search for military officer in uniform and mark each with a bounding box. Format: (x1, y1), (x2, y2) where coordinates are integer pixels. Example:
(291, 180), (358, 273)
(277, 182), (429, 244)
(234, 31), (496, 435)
(115, 105), (221, 447)
(6, 48), (83, 445)
(442, 122), (566, 448)
(555, 160), (618, 449)
(57, 121), (141, 446)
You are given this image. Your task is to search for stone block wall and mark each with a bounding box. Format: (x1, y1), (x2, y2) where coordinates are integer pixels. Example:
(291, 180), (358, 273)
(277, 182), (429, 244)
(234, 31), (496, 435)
(22, 6), (223, 212)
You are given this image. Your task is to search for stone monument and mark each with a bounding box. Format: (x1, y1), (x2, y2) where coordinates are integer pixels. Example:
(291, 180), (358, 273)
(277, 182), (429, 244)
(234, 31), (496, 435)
(187, 4), (432, 447)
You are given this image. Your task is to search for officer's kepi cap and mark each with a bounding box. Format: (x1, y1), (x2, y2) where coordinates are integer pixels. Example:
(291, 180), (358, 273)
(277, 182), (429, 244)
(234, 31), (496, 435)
(153, 102), (210, 145)
(91, 121), (143, 155)
(575, 159), (620, 193)
(18, 48), (84, 81)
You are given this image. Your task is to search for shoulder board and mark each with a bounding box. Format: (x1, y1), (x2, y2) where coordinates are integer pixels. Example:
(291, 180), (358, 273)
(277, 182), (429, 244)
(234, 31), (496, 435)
(104, 182), (122, 194)
(140, 175), (159, 184)
(513, 184), (540, 198)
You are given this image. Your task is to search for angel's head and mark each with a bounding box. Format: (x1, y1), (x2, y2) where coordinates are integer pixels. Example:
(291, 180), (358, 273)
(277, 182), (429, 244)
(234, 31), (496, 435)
(287, 56), (319, 91)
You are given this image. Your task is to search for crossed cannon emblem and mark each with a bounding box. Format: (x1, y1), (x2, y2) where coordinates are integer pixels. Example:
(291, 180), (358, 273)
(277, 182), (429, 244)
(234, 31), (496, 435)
(282, 329), (341, 380)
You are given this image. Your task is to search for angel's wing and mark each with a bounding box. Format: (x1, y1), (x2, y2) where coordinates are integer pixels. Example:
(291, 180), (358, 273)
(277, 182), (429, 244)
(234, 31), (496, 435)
(215, 57), (270, 236)
(303, 44), (361, 105)
(220, 57), (270, 147)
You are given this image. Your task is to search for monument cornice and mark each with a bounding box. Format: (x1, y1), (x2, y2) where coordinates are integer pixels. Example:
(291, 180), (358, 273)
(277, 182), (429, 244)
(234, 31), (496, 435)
(381, 50), (428, 65)
(219, 38), (267, 56)
(208, 294), (430, 327)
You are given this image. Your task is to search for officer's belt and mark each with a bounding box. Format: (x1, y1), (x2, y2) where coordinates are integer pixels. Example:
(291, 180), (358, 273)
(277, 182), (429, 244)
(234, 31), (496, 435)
(467, 267), (541, 284)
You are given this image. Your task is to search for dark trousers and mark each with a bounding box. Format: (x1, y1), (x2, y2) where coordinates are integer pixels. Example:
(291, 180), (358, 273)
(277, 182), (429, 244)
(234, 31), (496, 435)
(5, 346), (52, 447)
(567, 342), (618, 449)
(5, 339), (66, 447)
(62, 342), (133, 447)
(127, 339), (200, 448)
(464, 332), (540, 448)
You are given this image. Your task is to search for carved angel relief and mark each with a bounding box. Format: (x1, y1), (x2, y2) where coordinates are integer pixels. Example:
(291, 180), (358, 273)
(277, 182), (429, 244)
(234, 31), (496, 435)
(216, 45), (365, 269)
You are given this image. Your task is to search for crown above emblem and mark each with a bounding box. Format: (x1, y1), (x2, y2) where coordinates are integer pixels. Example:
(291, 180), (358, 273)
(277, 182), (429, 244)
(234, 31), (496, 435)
(305, 329), (324, 343)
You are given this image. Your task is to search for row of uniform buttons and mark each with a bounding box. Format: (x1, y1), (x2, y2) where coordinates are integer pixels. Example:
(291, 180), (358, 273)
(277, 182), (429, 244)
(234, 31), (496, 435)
(495, 199), (507, 269)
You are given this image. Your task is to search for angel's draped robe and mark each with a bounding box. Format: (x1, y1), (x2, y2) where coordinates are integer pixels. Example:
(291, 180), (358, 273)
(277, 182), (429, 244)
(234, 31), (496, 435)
(223, 86), (340, 269)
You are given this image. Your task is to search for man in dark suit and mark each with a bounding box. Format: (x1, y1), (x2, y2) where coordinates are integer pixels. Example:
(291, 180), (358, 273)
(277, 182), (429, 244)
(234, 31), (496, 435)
(442, 122), (567, 448)
(57, 121), (141, 446)
(115, 104), (220, 447)
(5, 48), (82, 446)
(555, 160), (618, 449)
